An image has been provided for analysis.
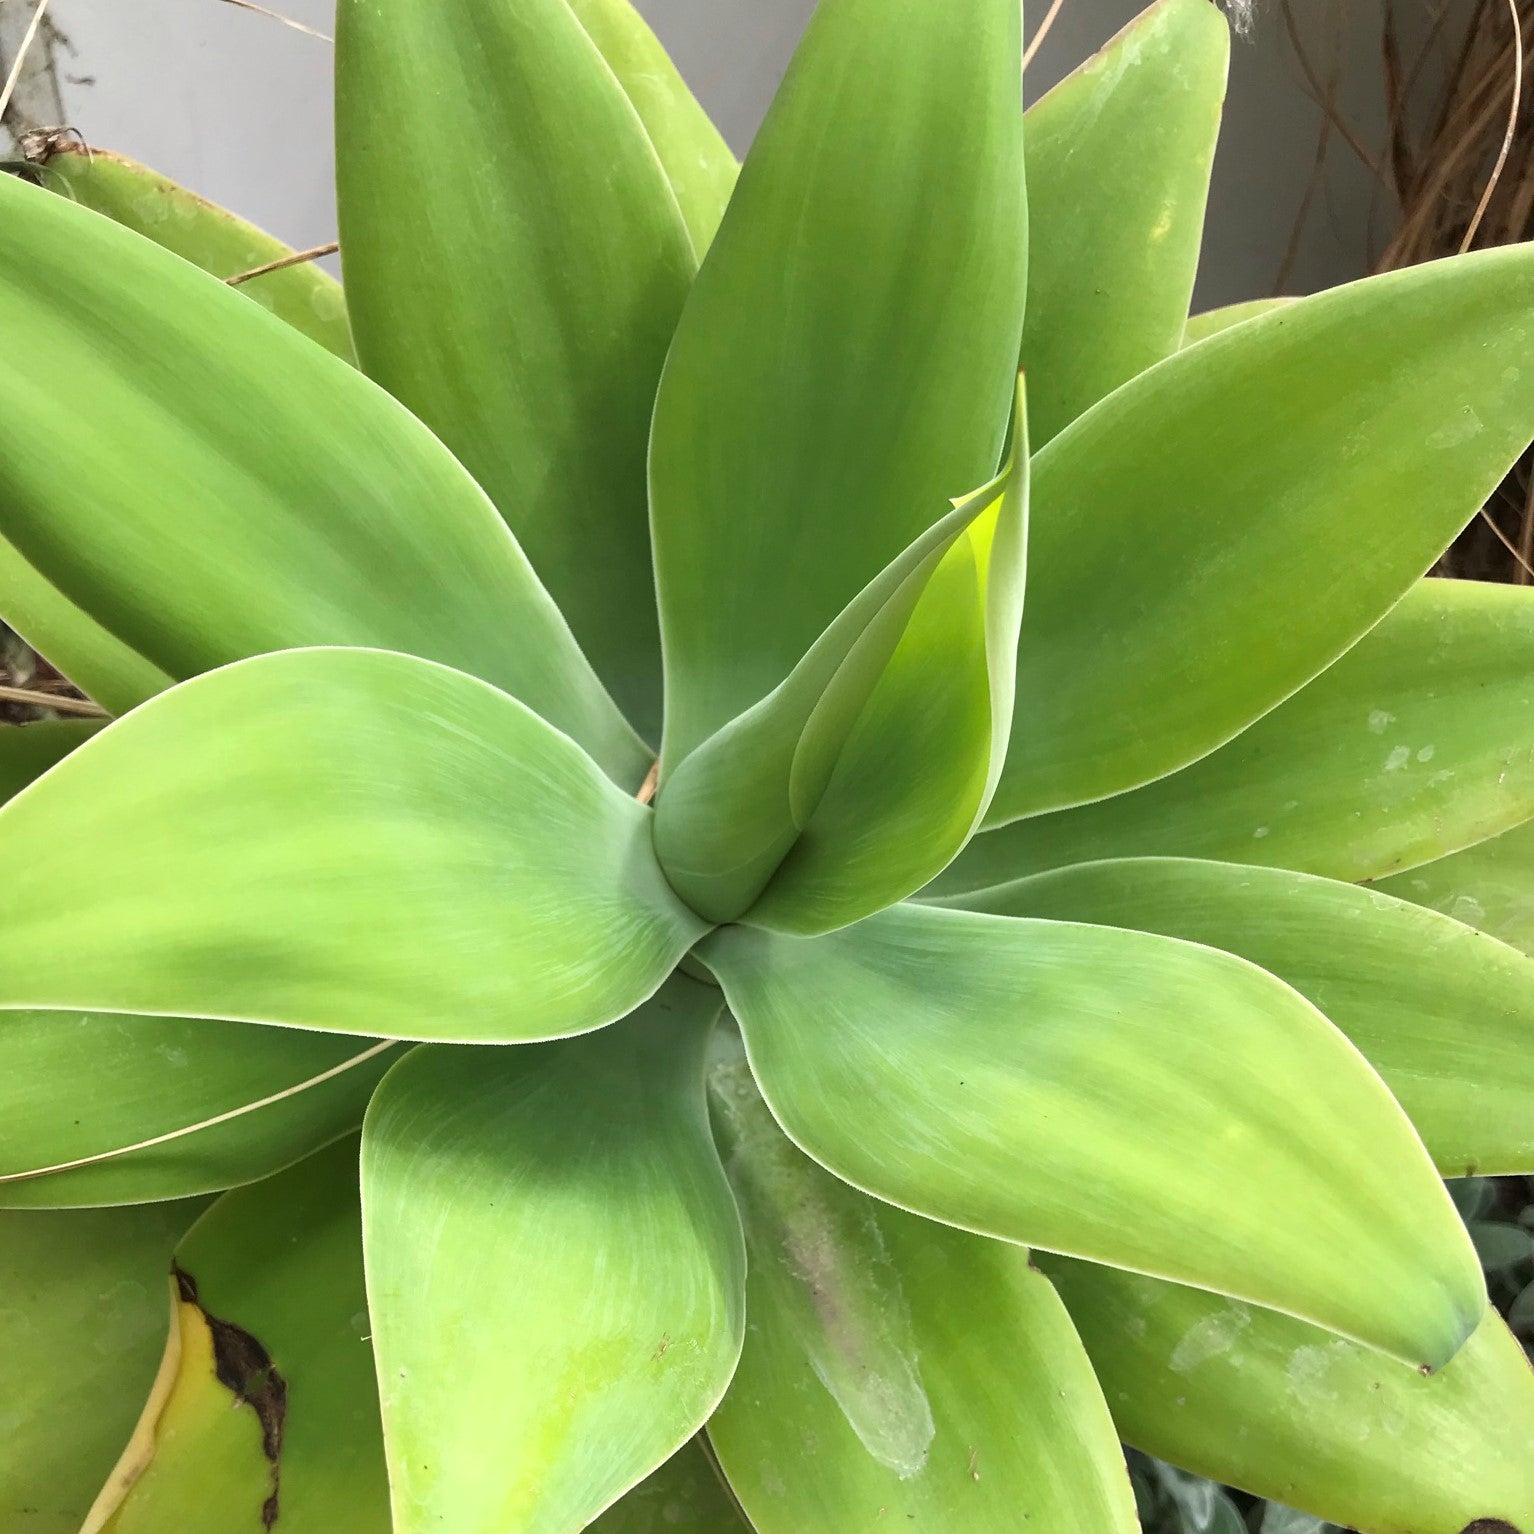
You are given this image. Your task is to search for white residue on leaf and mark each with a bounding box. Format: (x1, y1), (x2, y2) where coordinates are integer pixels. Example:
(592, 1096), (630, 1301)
(1383, 745), (1412, 772)
(1367, 709), (1396, 735)
(1169, 1305), (1251, 1373)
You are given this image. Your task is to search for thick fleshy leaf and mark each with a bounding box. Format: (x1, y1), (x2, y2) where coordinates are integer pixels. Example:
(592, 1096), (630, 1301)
(990, 245), (1534, 823)
(705, 1045), (1137, 1531)
(1045, 1256), (1534, 1534)
(1375, 814), (1534, 958)
(0, 1198), (206, 1534)
(587, 1441), (750, 1533)
(960, 857), (1534, 1176)
(337, 0), (694, 742)
(943, 579), (1534, 894)
(362, 980), (746, 1534)
(0, 538), (169, 715)
(650, 0), (1027, 772)
(0, 1013), (397, 1208)
(0, 649), (707, 1042)
(0, 717), (100, 803)
(0, 173), (644, 784)
(1021, 0), (1228, 444)
(1181, 296), (1296, 345)
(564, 0), (738, 257)
(88, 1139), (389, 1533)
(36, 143), (354, 361)
(704, 904), (1484, 1369)
(657, 398), (1025, 928)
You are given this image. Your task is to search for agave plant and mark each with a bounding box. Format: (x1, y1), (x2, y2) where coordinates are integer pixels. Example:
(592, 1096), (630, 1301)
(4, 0), (1534, 1529)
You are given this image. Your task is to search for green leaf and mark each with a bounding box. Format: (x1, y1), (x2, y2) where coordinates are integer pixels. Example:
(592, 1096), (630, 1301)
(0, 173), (645, 785)
(1181, 296), (1297, 345)
(1044, 1257), (1534, 1534)
(656, 396), (1026, 928)
(943, 579), (1534, 894)
(1021, 0), (1228, 444)
(650, 0), (1027, 773)
(705, 1045), (1138, 1532)
(361, 980), (746, 1534)
(564, 0), (738, 258)
(336, 0), (694, 743)
(0, 1012), (397, 1208)
(0, 536), (170, 715)
(587, 1441), (750, 1533)
(1375, 814), (1534, 957)
(0, 1197), (206, 1534)
(0, 717), (100, 803)
(36, 143), (354, 361)
(958, 856), (1534, 1177)
(703, 903), (1484, 1369)
(990, 245), (1534, 823)
(0, 649), (707, 1042)
(91, 1139), (390, 1534)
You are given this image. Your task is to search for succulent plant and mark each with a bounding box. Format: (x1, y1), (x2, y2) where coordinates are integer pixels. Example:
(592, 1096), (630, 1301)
(3, 0), (1534, 1529)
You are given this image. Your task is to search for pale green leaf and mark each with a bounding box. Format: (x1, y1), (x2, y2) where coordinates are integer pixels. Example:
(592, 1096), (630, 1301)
(1045, 1257), (1534, 1534)
(651, 0), (1027, 772)
(0, 649), (707, 1042)
(91, 1139), (390, 1534)
(1181, 296), (1297, 345)
(362, 980), (746, 1534)
(0, 717), (100, 803)
(958, 856), (1534, 1176)
(705, 1045), (1137, 1532)
(564, 0), (738, 257)
(36, 143), (354, 361)
(991, 246), (1534, 823)
(0, 1013), (397, 1208)
(704, 903), (1483, 1369)
(0, 173), (645, 784)
(337, 0), (694, 741)
(0, 1197), (206, 1534)
(944, 579), (1534, 894)
(1022, 0), (1228, 444)
(588, 1440), (751, 1533)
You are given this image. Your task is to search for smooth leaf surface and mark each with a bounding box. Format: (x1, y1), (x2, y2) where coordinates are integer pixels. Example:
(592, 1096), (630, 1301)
(706, 1046), (1138, 1532)
(0, 717), (100, 803)
(0, 649), (707, 1041)
(651, 0), (1027, 770)
(38, 143), (354, 360)
(362, 980), (746, 1534)
(991, 245), (1534, 822)
(1021, 0), (1228, 444)
(705, 903), (1483, 1369)
(338, 0), (694, 741)
(1045, 1256), (1534, 1534)
(0, 1198), (205, 1534)
(960, 857), (1534, 1176)
(0, 173), (645, 783)
(89, 1139), (390, 1534)
(587, 1441), (750, 1533)
(564, 0), (738, 257)
(1181, 295), (1296, 345)
(0, 1012), (396, 1207)
(943, 579), (1534, 893)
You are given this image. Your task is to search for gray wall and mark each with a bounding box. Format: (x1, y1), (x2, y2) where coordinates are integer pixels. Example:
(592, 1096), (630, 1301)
(9, 0), (1432, 306)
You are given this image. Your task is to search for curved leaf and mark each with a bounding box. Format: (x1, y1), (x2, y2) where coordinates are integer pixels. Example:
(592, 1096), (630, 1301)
(589, 1440), (750, 1533)
(1022, 0), (1229, 444)
(0, 717), (100, 803)
(0, 649), (707, 1042)
(0, 1012), (397, 1208)
(959, 857), (1534, 1176)
(651, 0), (1027, 772)
(706, 1046), (1137, 1532)
(991, 245), (1534, 823)
(88, 1139), (390, 1534)
(36, 143), (354, 361)
(0, 1198), (206, 1534)
(362, 980), (746, 1534)
(1044, 1256), (1534, 1534)
(704, 903), (1484, 1370)
(0, 173), (644, 784)
(337, 0), (693, 742)
(564, 0), (738, 257)
(944, 579), (1534, 893)
(1182, 295), (1296, 345)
